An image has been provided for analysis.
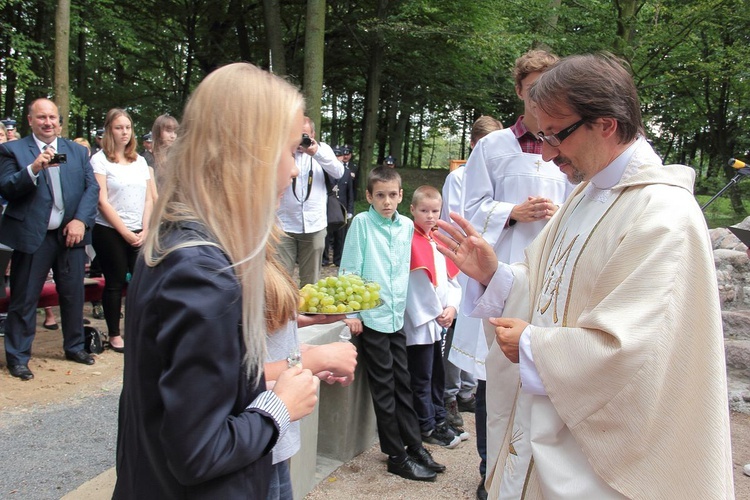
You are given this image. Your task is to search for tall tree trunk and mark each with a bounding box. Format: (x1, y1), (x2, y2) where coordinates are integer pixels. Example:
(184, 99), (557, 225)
(303, 0), (325, 132)
(546, 0), (562, 30)
(233, 0), (252, 63)
(54, 0), (71, 137)
(392, 106), (409, 167)
(403, 117), (411, 168)
(181, 11), (198, 110)
(331, 89), (339, 146)
(459, 109), (469, 159)
(344, 91), (355, 147)
(1, 3), (18, 119)
(386, 99), (398, 160)
(359, 47), (384, 179)
(263, 0), (287, 75)
(358, 0), (388, 185)
(417, 106), (425, 168)
(74, 30), (86, 138)
(613, 0), (640, 58)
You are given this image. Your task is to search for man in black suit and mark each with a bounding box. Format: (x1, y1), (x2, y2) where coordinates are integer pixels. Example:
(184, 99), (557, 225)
(322, 146), (354, 267)
(0, 98), (99, 380)
(341, 145), (359, 200)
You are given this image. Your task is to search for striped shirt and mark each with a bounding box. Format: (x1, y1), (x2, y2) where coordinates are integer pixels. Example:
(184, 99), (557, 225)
(246, 390), (291, 439)
(339, 206), (413, 333)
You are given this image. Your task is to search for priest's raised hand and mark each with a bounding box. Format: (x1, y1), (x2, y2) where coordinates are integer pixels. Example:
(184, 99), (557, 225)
(435, 213), (498, 286)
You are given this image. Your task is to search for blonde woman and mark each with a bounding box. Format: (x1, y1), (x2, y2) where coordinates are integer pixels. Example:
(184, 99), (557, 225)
(90, 108), (153, 353)
(113, 63), (319, 499)
(73, 137), (92, 157)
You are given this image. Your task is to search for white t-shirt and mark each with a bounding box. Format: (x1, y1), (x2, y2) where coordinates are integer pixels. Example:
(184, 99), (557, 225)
(90, 150), (150, 230)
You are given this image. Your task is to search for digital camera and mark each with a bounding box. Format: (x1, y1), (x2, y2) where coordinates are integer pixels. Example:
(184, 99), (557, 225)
(50, 153), (67, 164)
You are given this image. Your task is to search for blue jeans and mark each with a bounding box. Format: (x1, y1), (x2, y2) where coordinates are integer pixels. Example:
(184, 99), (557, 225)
(266, 460), (293, 500)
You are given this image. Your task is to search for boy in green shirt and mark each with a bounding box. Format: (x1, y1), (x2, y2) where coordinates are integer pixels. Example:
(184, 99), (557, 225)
(340, 167), (446, 482)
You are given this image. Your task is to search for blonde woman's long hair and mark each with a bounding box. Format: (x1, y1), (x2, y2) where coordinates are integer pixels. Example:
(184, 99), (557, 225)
(141, 62), (304, 382)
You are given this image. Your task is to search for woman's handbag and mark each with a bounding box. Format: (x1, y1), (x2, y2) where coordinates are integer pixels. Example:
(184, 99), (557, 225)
(84, 325), (104, 354)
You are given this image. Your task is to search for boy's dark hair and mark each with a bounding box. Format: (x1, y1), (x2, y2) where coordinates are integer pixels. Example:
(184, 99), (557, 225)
(367, 166), (402, 193)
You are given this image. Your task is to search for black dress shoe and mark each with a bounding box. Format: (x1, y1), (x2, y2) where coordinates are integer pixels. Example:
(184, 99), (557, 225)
(9, 364), (34, 381)
(408, 446), (446, 473)
(65, 350), (95, 365)
(386, 457), (436, 482)
(476, 476), (488, 500)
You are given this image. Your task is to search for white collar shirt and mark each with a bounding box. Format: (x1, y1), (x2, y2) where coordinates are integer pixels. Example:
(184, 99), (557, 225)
(277, 141), (344, 234)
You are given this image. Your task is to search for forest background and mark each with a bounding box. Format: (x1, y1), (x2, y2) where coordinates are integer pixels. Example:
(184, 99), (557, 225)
(1, 0), (749, 223)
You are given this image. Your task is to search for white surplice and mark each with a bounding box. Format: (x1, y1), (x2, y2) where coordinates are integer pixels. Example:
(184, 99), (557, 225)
(447, 130), (572, 381)
(404, 238), (461, 346)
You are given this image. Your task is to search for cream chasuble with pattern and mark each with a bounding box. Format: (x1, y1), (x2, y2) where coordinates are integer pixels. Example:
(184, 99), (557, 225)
(471, 140), (733, 499)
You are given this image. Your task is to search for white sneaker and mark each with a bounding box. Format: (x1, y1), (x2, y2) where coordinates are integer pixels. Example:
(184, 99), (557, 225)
(743, 463), (750, 477)
(449, 423), (470, 441)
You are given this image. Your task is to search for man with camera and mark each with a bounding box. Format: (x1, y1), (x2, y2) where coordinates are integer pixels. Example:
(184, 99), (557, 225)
(0, 98), (99, 380)
(277, 116), (344, 286)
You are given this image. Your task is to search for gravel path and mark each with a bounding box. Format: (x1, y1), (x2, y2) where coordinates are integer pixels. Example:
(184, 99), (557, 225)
(0, 383), (120, 499)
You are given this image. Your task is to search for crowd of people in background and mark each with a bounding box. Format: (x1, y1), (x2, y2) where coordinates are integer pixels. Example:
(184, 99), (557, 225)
(0, 104), (179, 375)
(0, 47), (737, 500)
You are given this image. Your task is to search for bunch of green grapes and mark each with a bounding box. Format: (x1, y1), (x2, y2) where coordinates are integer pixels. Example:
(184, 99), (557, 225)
(299, 274), (381, 314)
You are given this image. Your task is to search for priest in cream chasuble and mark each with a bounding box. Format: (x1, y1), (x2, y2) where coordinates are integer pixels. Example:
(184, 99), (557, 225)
(437, 54), (734, 499)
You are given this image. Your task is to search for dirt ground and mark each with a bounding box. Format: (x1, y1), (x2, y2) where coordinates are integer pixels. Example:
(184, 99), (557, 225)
(0, 303), (122, 411)
(2, 304), (750, 498)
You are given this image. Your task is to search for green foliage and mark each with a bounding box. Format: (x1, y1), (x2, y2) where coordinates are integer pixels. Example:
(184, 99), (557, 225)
(0, 0), (748, 202)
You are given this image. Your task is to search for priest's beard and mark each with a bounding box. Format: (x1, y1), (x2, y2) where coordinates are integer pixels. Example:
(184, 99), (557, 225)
(555, 155), (585, 184)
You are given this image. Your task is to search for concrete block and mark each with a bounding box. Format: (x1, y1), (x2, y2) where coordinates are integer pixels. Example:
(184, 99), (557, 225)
(293, 321), (378, 497)
(289, 385), (320, 500)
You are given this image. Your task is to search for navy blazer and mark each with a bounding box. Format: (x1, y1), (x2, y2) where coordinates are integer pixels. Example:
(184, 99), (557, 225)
(0, 135), (98, 253)
(114, 223), (279, 499)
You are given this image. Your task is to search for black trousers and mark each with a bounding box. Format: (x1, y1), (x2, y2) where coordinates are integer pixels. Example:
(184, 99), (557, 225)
(356, 325), (422, 457)
(92, 224), (138, 337)
(323, 225), (348, 266)
(406, 339), (448, 434)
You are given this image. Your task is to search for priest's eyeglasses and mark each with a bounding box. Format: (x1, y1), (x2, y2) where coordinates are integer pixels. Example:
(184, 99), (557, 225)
(537, 118), (586, 147)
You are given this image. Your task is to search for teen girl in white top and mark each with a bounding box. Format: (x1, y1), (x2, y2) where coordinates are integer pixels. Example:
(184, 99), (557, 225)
(90, 108), (154, 352)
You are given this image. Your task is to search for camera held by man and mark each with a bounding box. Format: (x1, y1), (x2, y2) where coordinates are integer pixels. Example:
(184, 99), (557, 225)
(50, 153), (67, 164)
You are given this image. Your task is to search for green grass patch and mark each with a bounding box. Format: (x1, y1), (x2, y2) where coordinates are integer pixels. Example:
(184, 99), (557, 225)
(697, 194), (748, 229)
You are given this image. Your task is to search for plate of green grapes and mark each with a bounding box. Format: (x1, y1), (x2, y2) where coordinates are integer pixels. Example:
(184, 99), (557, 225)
(299, 273), (383, 314)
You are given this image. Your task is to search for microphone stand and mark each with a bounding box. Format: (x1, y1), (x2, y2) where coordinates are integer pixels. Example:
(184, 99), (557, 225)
(701, 167), (750, 211)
